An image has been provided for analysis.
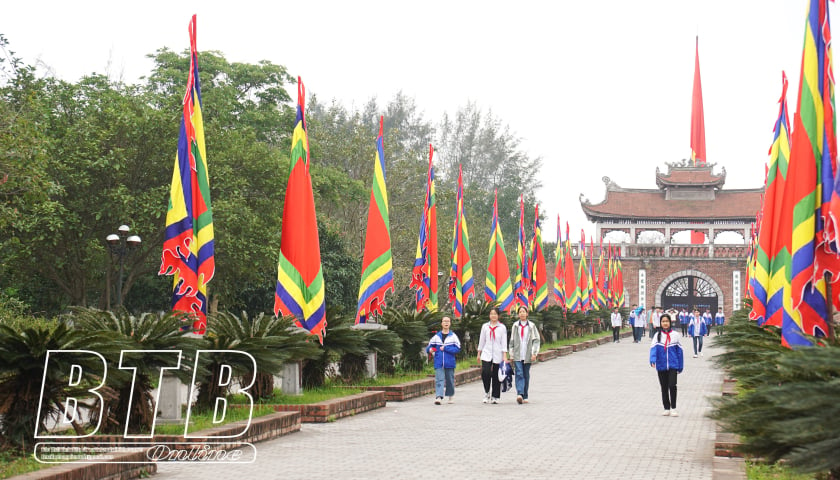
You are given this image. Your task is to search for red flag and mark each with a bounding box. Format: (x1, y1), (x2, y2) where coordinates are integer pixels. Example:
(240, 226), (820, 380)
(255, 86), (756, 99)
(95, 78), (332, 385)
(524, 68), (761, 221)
(691, 36), (707, 166)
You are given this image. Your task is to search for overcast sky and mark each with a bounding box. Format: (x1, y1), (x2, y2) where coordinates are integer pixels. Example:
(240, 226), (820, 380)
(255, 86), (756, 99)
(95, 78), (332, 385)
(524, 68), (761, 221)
(2, 0), (830, 242)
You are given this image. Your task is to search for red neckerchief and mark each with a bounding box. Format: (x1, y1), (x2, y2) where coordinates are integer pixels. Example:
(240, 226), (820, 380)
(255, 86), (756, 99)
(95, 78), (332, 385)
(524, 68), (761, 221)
(520, 321), (527, 340)
(489, 325), (498, 340)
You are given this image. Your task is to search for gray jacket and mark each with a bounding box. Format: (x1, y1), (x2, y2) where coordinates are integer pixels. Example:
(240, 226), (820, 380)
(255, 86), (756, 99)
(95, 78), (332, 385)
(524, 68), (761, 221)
(508, 320), (541, 363)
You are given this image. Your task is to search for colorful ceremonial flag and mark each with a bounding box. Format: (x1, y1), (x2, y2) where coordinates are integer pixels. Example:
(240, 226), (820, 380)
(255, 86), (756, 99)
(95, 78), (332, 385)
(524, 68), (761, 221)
(274, 78), (327, 342)
(564, 223), (579, 312)
(552, 215), (565, 306)
(750, 73), (792, 328)
(448, 165), (475, 317)
(595, 241), (607, 309)
(691, 36), (707, 166)
(485, 190), (514, 312)
(780, 0), (837, 346)
(530, 206), (548, 311)
(355, 117), (394, 324)
(578, 231), (591, 312)
(513, 196), (530, 310)
(410, 145), (439, 312)
(613, 247), (626, 307)
(160, 15), (215, 334)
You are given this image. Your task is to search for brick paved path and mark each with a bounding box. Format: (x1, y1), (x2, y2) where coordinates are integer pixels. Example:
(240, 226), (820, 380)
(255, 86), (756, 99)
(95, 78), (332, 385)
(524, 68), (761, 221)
(156, 335), (724, 479)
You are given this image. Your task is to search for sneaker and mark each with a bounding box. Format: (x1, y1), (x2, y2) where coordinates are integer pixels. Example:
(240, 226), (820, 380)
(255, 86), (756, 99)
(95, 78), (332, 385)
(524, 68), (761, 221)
(662, 410), (671, 416)
(434, 397), (441, 405)
(693, 354), (698, 358)
(523, 399), (529, 404)
(670, 410), (679, 417)
(482, 396), (489, 404)
(447, 397), (454, 404)
(700, 352), (704, 357)
(516, 395), (524, 404)
(491, 398), (498, 404)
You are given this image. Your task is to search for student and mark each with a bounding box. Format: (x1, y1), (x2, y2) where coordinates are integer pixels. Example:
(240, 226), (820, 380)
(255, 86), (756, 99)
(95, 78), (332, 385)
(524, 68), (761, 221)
(610, 306), (622, 343)
(476, 307), (508, 404)
(509, 305), (541, 404)
(714, 308), (725, 335)
(426, 316), (461, 405)
(649, 307), (662, 338)
(688, 309), (708, 358)
(678, 308), (690, 336)
(633, 306), (647, 343)
(628, 305), (638, 334)
(649, 314), (684, 416)
(703, 309), (713, 337)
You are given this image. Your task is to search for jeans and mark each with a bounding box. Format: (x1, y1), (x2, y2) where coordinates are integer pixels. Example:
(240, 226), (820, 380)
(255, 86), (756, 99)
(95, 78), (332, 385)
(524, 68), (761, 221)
(481, 361), (501, 399)
(435, 368), (455, 398)
(657, 369), (678, 410)
(692, 336), (704, 355)
(612, 326), (621, 342)
(513, 361), (532, 399)
(634, 326), (645, 342)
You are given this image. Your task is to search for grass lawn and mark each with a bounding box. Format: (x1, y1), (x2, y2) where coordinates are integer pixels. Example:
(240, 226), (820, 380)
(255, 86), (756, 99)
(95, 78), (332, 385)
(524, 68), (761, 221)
(746, 461), (819, 480)
(0, 450), (44, 480)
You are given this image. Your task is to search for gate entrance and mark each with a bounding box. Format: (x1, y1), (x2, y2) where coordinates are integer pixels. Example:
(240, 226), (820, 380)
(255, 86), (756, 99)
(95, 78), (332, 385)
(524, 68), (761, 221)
(661, 275), (718, 313)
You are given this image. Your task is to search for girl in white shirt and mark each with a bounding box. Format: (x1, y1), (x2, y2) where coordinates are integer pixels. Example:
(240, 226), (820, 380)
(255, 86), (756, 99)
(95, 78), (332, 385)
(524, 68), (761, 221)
(476, 306), (508, 404)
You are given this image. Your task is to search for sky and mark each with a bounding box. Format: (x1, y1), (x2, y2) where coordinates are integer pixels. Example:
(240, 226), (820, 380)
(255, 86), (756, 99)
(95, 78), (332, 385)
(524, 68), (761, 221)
(1, 0), (831, 241)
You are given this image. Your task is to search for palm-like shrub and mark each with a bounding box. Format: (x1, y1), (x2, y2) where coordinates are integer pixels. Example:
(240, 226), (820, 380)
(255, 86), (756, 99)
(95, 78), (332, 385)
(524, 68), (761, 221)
(195, 311), (318, 410)
(379, 306), (439, 372)
(70, 307), (198, 434)
(0, 319), (107, 449)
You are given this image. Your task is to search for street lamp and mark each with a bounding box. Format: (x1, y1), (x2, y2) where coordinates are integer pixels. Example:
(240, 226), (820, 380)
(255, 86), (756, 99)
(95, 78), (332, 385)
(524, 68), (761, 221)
(106, 224), (141, 308)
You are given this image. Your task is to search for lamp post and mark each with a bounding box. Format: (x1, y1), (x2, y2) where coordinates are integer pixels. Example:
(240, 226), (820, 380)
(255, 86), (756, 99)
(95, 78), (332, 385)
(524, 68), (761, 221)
(106, 224), (141, 308)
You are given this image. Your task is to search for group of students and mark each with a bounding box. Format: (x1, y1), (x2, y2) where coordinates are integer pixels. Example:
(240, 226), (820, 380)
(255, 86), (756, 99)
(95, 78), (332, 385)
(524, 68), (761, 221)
(425, 305), (540, 405)
(626, 305), (725, 358)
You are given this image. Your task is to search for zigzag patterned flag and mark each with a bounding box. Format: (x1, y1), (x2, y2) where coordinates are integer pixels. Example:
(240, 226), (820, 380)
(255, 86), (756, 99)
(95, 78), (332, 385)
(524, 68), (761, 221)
(750, 73), (791, 327)
(613, 247), (626, 307)
(485, 189), (514, 312)
(781, 0), (837, 346)
(595, 240), (607, 309)
(552, 215), (565, 306)
(513, 196), (530, 310)
(448, 165), (475, 317)
(355, 117), (394, 324)
(410, 145), (439, 312)
(160, 15), (215, 334)
(274, 78), (326, 342)
(530, 205), (548, 311)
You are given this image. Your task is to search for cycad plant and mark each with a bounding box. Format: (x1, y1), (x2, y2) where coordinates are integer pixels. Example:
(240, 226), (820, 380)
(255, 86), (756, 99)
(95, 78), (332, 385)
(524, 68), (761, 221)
(70, 307), (198, 434)
(456, 299), (498, 357)
(379, 306), (439, 372)
(195, 311), (317, 411)
(0, 319), (107, 450)
(301, 309), (367, 388)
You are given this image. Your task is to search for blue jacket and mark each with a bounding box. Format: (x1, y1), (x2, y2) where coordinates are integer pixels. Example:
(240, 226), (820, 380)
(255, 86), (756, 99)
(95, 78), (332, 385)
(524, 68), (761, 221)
(426, 331), (461, 369)
(649, 329), (684, 372)
(688, 317), (708, 337)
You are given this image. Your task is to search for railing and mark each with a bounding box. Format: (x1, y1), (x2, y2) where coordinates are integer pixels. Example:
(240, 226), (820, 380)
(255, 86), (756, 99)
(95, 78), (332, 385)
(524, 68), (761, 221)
(622, 243), (749, 259)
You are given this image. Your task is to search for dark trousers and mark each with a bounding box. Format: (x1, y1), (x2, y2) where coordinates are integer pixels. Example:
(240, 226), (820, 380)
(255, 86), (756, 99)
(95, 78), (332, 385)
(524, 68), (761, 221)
(633, 326), (645, 342)
(657, 369), (678, 410)
(481, 360), (501, 398)
(680, 324), (687, 335)
(612, 326), (621, 342)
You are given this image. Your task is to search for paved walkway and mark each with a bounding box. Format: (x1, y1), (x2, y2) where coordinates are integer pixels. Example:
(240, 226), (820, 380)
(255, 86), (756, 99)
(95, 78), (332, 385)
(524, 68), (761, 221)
(156, 334), (725, 479)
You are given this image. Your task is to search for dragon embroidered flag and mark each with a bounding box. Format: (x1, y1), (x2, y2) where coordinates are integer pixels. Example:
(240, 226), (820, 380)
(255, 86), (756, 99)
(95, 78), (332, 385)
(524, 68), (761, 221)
(274, 78), (327, 342)
(410, 145), (439, 312)
(448, 165), (475, 317)
(485, 190), (514, 312)
(160, 15), (215, 334)
(355, 117), (394, 324)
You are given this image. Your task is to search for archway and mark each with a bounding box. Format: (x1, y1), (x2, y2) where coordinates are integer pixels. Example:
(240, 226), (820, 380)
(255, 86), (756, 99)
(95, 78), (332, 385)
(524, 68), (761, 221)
(654, 269), (723, 314)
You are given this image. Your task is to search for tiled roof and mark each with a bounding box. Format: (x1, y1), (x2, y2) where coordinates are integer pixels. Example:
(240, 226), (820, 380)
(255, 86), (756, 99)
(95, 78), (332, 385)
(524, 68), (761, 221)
(656, 167), (724, 187)
(581, 189), (763, 220)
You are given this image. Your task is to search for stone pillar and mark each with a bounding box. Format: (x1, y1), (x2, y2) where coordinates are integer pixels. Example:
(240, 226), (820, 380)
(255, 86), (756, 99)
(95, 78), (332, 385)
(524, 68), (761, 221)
(353, 322), (388, 380)
(708, 227), (715, 257)
(158, 372), (183, 421)
(281, 362), (302, 395)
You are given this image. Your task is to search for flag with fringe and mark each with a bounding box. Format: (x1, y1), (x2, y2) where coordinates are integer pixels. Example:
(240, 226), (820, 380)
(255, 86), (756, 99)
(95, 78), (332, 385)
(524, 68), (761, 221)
(578, 231), (591, 312)
(485, 190), (514, 312)
(160, 15), (215, 334)
(552, 215), (565, 306)
(530, 206), (548, 311)
(355, 117), (394, 324)
(564, 223), (580, 312)
(513, 196), (530, 310)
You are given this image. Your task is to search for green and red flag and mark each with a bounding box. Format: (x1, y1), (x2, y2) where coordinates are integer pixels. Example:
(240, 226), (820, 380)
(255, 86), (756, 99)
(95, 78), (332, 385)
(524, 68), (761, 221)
(513, 196), (530, 310)
(552, 215), (565, 307)
(410, 145), (439, 312)
(355, 117), (394, 324)
(160, 15), (215, 334)
(485, 190), (514, 312)
(578, 231), (591, 312)
(274, 78), (327, 342)
(563, 222), (579, 312)
(448, 165), (475, 317)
